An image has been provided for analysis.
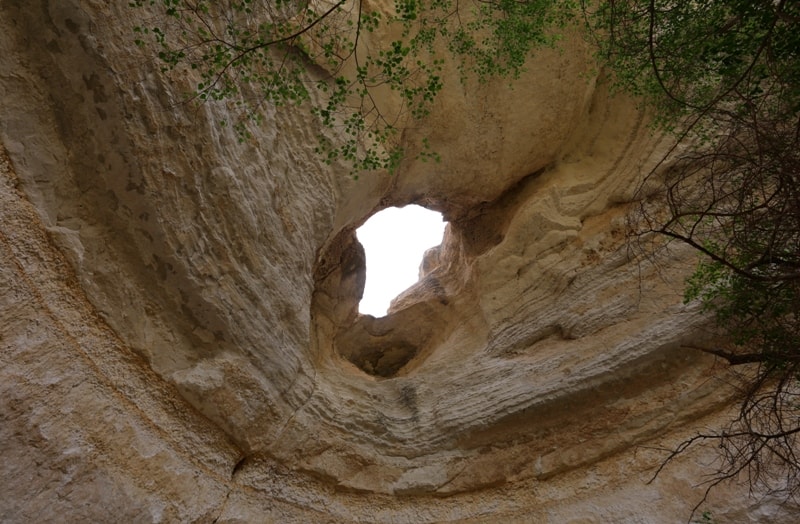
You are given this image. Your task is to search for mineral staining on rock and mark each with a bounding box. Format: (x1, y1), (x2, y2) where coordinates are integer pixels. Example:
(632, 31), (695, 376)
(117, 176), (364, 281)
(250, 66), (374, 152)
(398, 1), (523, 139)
(0, 2), (796, 522)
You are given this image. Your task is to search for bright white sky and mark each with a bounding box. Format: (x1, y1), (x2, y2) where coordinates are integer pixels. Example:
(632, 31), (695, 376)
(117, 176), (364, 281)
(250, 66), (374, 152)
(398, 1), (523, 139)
(356, 205), (446, 317)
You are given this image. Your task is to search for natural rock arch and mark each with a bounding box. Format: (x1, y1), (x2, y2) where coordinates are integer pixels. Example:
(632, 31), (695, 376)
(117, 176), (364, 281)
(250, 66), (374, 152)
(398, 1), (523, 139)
(1, 1), (797, 522)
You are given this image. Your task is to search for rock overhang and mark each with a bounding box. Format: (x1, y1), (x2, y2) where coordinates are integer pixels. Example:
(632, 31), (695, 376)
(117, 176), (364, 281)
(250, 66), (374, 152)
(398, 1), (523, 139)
(0, 1), (786, 520)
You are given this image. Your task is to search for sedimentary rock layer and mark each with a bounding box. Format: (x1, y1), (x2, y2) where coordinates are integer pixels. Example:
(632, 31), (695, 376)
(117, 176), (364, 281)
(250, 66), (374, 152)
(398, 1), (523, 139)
(1, 1), (797, 522)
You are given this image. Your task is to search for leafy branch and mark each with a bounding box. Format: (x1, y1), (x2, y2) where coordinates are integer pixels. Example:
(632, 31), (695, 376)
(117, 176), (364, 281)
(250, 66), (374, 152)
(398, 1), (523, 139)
(130, 0), (575, 174)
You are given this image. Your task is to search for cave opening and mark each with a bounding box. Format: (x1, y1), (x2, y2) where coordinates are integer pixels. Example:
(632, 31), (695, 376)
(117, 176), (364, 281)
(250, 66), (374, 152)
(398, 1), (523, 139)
(356, 205), (446, 317)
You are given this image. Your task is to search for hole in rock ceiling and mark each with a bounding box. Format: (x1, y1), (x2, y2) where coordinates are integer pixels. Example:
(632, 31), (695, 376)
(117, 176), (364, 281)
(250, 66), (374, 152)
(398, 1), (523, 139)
(356, 205), (446, 317)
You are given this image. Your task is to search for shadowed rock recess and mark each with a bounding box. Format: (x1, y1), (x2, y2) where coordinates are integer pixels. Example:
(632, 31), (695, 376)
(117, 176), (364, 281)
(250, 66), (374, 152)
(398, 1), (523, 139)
(2, 2), (798, 522)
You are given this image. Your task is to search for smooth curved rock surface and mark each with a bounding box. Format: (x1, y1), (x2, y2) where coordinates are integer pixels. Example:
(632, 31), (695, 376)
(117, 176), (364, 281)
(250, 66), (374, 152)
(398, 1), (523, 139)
(2, 1), (799, 522)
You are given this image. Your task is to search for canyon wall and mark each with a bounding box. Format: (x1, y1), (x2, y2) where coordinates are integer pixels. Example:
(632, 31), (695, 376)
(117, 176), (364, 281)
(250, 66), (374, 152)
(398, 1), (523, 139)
(1, 1), (797, 522)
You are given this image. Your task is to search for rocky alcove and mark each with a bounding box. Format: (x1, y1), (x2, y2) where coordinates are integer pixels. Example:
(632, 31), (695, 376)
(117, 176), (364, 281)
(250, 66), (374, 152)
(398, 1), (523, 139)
(2, 1), (797, 522)
(314, 202), (466, 378)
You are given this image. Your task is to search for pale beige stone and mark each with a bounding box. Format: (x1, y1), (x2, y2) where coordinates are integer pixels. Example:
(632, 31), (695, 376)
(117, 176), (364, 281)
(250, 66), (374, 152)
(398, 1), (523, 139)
(1, 1), (798, 522)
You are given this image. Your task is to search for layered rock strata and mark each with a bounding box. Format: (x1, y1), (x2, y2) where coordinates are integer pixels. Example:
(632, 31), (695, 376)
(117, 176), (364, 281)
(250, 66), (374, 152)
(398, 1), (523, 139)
(2, 1), (798, 522)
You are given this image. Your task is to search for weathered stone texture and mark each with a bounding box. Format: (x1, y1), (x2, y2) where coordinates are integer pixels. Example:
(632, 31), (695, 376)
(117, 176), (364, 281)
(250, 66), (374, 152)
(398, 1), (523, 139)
(2, 1), (799, 522)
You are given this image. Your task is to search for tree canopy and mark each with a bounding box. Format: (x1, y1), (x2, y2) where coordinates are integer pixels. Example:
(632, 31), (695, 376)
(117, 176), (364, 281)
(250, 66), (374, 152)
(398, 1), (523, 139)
(593, 0), (800, 510)
(130, 0), (574, 173)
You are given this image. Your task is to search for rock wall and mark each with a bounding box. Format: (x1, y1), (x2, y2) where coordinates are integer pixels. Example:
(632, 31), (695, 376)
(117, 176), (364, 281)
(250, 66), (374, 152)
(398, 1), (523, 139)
(2, 1), (798, 522)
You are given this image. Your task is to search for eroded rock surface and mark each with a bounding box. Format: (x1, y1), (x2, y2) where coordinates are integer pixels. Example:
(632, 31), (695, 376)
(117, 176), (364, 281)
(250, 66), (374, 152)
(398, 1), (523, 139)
(2, 1), (798, 522)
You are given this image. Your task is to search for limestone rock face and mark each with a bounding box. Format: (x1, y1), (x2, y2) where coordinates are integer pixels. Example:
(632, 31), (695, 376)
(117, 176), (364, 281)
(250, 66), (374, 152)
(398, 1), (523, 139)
(1, 1), (798, 522)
